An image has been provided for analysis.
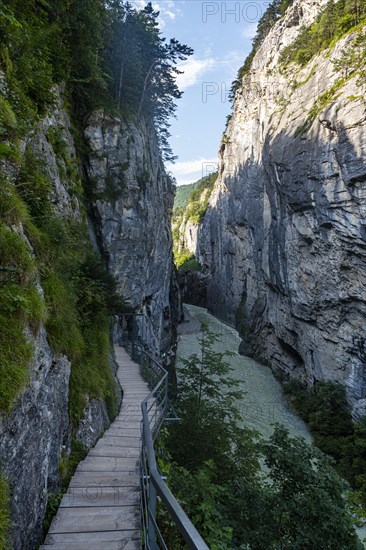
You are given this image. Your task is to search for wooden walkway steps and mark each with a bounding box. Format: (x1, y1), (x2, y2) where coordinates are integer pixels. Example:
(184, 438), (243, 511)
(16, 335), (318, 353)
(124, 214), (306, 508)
(41, 346), (150, 550)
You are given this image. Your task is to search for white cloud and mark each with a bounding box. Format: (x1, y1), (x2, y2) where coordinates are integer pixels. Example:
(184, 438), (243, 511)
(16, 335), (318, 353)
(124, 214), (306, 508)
(175, 51), (246, 92)
(176, 57), (215, 90)
(165, 10), (176, 20)
(172, 157), (218, 176)
(242, 23), (258, 39)
(167, 157), (219, 186)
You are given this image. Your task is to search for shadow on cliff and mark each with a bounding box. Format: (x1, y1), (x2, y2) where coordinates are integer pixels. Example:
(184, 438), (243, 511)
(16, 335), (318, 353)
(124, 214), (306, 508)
(204, 115), (366, 402)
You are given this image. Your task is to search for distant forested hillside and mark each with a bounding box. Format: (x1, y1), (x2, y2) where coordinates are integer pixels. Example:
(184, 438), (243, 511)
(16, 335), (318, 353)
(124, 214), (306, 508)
(174, 183), (196, 211)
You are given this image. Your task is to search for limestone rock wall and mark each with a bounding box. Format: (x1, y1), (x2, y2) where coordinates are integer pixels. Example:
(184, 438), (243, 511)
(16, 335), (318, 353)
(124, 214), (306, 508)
(0, 91), (116, 549)
(198, 0), (366, 417)
(1, 98), (179, 548)
(85, 111), (180, 354)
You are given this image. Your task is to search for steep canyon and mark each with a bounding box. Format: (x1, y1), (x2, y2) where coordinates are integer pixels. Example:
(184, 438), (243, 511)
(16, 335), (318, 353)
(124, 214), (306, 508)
(183, 0), (366, 418)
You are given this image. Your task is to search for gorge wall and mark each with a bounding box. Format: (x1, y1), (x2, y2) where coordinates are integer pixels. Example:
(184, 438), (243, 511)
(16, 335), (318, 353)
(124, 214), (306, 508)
(196, 0), (366, 418)
(85, 111), (180, 354)
(0, 92), (178, 549)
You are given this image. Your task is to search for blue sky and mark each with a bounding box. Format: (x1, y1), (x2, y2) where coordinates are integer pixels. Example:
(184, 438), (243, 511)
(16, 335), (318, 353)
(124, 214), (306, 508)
(135, 1), (271, 185)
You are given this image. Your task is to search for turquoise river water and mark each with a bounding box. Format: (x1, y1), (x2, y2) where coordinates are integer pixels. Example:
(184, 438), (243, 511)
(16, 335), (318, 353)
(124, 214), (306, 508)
(177, 304), (310, 441)
(176, 304), (365, 545)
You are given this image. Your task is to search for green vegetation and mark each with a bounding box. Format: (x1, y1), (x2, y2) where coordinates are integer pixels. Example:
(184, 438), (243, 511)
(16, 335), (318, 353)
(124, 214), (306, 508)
(0, 1), (192, 161)
(284, 380), (366, 507)
(172, 173), (217, 270)
(0, 152), (122, 422)
(174, 250), (202, 272)
(280, 0), (366, 68)
(294, 77), (346, 135)
(0, 0), (192, 541)
(43, 439), (88, 535)
(230, 0), (294, 98)
(158, 326), (361, 548)
(184, 173), (217, 224)
(173, 173), (217, 226)
(173, 183), (197, 212)
(0, 0), (187, 419)
(0, 221), (45, 411)
(0, 475), (10, 549)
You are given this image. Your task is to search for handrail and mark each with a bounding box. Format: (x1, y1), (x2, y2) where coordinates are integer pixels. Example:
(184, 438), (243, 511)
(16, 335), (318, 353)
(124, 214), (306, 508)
(141, 405), (209, 549)
(124, 341), (209, 550)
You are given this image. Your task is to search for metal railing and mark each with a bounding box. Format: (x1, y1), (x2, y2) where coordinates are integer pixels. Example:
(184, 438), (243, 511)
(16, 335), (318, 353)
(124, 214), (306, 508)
(123, 341), (209, 550)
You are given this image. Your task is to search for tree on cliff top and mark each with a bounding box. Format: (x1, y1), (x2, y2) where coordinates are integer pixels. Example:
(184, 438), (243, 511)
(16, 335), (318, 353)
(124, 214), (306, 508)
(103, 1), (193, 161)
(1, 1), (193, 160)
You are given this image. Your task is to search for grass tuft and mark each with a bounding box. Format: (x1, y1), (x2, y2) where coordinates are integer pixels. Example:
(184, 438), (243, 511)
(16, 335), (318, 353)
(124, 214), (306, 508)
(0, 475), (10, 549)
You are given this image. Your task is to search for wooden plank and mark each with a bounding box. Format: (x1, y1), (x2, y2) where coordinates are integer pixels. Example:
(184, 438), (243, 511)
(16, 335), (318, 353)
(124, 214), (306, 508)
(43, 529), (141, 544)
(41, 541), (140, 550)
(101, 438), (141, 447)
(88, 446), (140, 458)
(70, 471), (139, 487)
(41, 346), (147, 548)
(76, 457), (139, 472)
(47, 506), (140, 533)
(60, 487), (140, 508)
(105, 432), (140, 439)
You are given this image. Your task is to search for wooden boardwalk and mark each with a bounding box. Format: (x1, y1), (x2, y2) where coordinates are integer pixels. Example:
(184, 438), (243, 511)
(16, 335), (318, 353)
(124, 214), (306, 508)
(41, 346), (150, 550)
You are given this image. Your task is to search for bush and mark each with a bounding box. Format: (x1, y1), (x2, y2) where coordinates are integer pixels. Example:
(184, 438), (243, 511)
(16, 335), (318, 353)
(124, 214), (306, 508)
(0, 224), (44, 411)
(280, 0), (366, 68)
(159, 327), (360, 548)
(284, 379), (366, 505)
(174, 250), (202, 272)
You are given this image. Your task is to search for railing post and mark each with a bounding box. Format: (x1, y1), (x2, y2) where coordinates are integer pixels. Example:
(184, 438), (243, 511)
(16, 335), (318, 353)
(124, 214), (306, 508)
(124, 342), (209, 550)
(148, 481), (157, 550)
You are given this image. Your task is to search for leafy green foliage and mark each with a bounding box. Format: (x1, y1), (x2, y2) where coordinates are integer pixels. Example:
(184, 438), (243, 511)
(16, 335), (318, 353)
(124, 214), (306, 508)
(43, 439), (88, 535)
(174, 250), (202, 272)
(173, 173), (217, 268)
(184, 173), (217, 224)
(173, 183), (197, 212)
(1, 1), (192, 162)
(159, 326), (360, 548)
(0, 154), (121, 421)
(160, 460), (233, 549)
(284, 380), (366, 506)
(103, 1), (193, 161)
(0, 475), (10, 549)
(0, 223), (45, 411)
(332, 30), (366, 83)
(260, 426), (361, 549)
(280, 0), (366, 68)
(230, 0), (295, 98)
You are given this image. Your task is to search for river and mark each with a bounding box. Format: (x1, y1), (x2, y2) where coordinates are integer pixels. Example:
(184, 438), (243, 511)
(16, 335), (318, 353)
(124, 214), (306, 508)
(177, 304), (311, 441)
(177, 304), (366, 545)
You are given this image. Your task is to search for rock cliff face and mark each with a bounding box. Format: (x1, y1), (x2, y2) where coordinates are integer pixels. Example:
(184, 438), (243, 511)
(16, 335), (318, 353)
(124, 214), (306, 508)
(0, 92), (113, 549)
(85, 111), (180, 354)
(0, 96), (178, 548)
(198, 0), (366, 417)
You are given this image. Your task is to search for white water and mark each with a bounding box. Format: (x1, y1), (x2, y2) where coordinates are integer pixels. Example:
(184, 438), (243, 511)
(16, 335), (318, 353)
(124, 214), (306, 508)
(177, 304), (311, 441)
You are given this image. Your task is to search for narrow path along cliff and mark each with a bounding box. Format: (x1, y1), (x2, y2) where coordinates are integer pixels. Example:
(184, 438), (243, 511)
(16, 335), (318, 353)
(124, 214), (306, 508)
(178, 304), (310, 440)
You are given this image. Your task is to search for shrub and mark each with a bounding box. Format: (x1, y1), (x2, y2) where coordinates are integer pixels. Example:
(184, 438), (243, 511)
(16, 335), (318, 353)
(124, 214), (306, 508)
(0, 224), (44, 411)
(174, 250), (202, 272)
(284, 379), (366, 505)
(280, 0), (366, 68)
